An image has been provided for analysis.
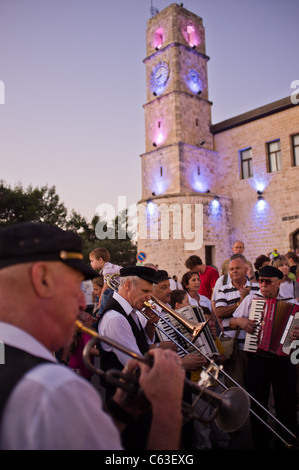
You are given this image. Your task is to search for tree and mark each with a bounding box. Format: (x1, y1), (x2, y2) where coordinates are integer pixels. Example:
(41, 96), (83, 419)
(0, 181), (137, 266)
(81, 211), (137, 266)
(0, 181), (68, 227)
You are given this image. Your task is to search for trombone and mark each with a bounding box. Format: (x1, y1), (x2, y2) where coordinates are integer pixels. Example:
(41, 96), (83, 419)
(75, 320), (250, 433)
(106, 273), (214, 357)
(146, 297), (210, 343)
(104, 272), (298, 448)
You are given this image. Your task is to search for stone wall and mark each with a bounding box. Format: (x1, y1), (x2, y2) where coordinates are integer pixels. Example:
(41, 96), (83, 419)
(137, 192), (233, 278)
(213, 104), (299, 264)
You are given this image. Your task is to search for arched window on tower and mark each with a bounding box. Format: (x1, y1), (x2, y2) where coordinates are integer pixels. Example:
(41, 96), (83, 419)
(187, 25), (195, 47)
(155, 28), (164, 49)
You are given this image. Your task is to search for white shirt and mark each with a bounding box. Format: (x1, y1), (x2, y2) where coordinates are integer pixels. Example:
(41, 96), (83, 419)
(101, 262), (122, 280)
(81, 279), (94, 304)
(211, 273), (231, 301)
(232, 291), (299, 349)
(187, 293), (212, 311)
(169, 278), (183, 290)
(215, 279), (259, 337)
(279, 280), (296, 299)
(0, 322), (122, 450)
(98, 292), (154, 366)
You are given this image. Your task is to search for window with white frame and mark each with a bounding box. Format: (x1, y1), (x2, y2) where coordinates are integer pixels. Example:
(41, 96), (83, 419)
(292, 134), (299, 166)
(240, 148), (253, 179)
(267, 140), (281, 172)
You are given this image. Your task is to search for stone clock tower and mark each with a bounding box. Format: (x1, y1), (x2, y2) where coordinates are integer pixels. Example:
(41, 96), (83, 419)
(137, 3), (232, 277)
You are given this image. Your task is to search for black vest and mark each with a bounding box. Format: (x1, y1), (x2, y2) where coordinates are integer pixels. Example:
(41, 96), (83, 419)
(0, 345), (50, 424)
(98, 297), (149, 399)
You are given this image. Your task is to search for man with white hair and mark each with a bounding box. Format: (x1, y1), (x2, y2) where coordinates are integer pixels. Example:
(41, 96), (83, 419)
(0, 224), (184, 450)
(98, 265), (159, 372)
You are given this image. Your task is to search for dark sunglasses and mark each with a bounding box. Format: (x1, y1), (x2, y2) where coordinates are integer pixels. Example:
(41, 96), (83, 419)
(258, 278), (276, 285)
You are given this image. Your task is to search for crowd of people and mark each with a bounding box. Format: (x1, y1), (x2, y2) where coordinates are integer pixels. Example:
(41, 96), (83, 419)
(1, 224), (299, 451)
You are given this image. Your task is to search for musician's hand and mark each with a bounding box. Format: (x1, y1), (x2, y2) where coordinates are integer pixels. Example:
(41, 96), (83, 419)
(145, 308), (159, 324)
(181, 353), (207, 370)
(156, 340), (177, 351)
(238, 317), (256, 334)
(290, 325), (299, 341)
(112, 359), (144, 420)
(138, 349), (185, 411)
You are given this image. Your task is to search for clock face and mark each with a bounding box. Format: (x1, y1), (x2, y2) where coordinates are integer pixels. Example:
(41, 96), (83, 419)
(151, 62), (169, 95)
(186, 68), (202, 93)
(154, 64), (169, 87)
(188, 69), (199, 84)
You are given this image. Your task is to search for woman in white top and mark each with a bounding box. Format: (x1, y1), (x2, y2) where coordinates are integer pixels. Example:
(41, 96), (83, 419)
(272, 255), (299, 299)
(181, 271), (212, 312)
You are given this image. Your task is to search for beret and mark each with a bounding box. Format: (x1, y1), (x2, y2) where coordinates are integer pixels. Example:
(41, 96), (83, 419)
(120, 265), (158, 283)
(0, 222), (98, 280)
(259, 265), (283, 279)
(154, 269), (170, 283)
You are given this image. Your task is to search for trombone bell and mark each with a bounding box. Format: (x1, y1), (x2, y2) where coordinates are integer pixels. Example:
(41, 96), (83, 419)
(190, 319), (210, 342)
(214, 387), (250, 433)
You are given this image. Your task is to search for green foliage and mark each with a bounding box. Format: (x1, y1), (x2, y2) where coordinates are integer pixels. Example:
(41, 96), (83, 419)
(81, 212), (137, 266)
(0, 180), (68, 227)
(0, 180), (137, 266)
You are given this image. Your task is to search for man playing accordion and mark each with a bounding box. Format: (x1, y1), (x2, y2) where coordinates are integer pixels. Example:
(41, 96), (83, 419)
(230, 265), (299, 449)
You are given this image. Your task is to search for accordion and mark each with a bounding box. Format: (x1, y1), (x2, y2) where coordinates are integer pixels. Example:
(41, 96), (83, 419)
(156, 305), (219, 360)
(244, 298), (299, 356)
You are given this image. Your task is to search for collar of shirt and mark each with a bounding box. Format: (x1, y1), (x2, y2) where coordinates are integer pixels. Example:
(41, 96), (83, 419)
(225, 278), (257, 290)
(187, 294), (199, 306)
(0, 322), (56, 363)
(111, 292), (145, 330)
(112, 291), (135, 316)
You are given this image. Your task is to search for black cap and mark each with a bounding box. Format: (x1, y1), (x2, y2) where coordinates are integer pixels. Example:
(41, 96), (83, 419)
(0, 222), (99, 280)
(120, 265), (158, 283)
(259, 265), (283, 279)
(154, 269), (170, 283)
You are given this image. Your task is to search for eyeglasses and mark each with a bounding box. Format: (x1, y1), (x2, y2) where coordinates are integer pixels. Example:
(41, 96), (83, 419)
(258, 278), (276, 285)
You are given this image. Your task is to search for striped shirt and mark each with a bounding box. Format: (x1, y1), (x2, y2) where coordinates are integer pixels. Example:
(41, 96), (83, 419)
(215, 280), (260, 337)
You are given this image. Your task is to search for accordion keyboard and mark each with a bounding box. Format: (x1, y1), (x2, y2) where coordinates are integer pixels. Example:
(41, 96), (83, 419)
(244, 299), (265, 353)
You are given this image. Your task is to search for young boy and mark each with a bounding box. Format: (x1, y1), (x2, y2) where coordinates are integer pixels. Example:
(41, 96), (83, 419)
(89, 248), (122, 314)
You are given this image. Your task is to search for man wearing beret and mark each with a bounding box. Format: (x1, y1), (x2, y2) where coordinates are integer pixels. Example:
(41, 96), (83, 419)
(0, 223), (185, 450)
(97, 265), (185, 450)
(97, 266), (161, 388)
(230, 265), (299, 449)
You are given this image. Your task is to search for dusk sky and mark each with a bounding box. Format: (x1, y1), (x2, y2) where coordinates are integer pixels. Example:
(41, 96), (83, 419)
(1, 0), (298, 223)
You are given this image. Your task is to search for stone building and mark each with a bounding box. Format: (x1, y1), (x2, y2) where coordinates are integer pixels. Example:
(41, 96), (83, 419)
(137, 3), (299, 278)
